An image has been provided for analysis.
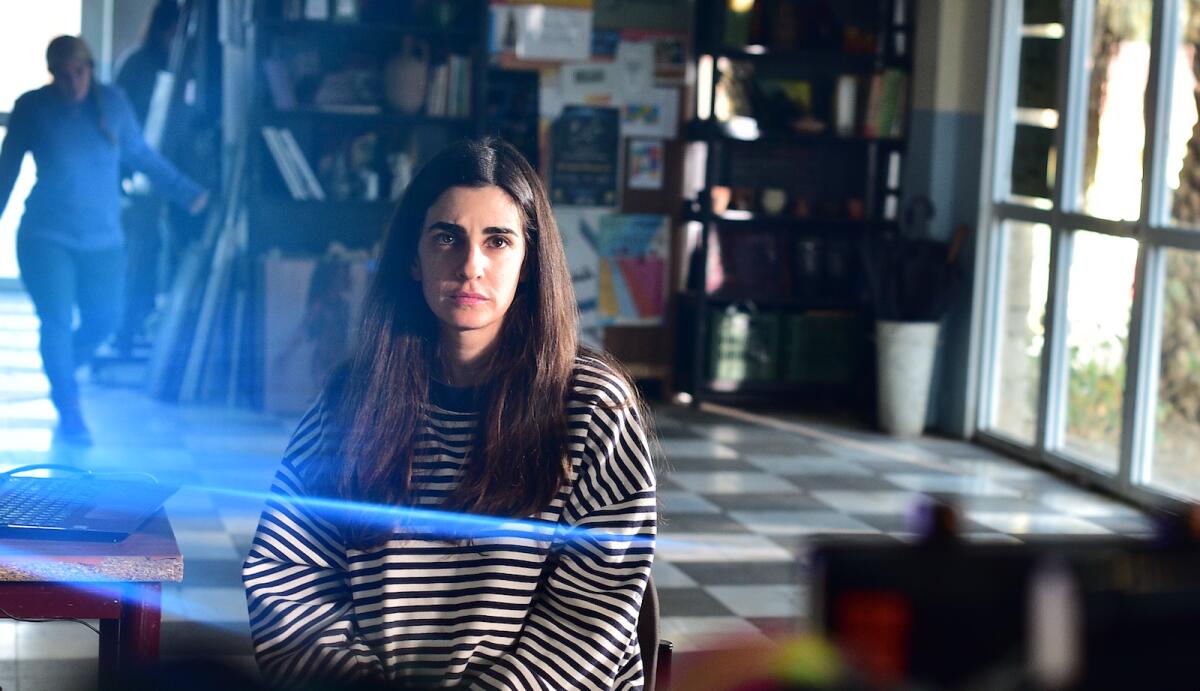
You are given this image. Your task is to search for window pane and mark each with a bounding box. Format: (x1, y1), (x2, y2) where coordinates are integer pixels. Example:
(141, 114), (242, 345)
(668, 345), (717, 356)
(0, 127), (34, 281)
(989, 221), (1051, 444)
(1148, 248), (1200, 498)
(1166, 1), (1200, 228)
(1008, 8), (1062, 207)
(1059, 230), (1138, 470)
(0, 2), (80, 112)
(1076, 0), (1151, 221)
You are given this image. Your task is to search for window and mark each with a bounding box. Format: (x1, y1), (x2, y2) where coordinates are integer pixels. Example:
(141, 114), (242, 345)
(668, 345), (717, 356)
(0, 2), (81, 281)
(977, 0), (1200, 505)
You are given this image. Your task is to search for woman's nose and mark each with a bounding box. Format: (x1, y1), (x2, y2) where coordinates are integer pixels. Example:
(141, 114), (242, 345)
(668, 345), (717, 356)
(457, 244), (485, 278)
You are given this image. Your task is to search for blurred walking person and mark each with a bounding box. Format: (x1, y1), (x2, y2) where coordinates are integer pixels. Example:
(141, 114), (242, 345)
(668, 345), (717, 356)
(0, 35), (207, 444)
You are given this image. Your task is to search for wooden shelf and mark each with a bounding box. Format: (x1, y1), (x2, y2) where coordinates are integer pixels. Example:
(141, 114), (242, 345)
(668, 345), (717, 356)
(694, 293), (863, 313)
(705, 379), (840, 395)
(707, 47), (881, 71)
(264, 109), (473, 129)
(259, 197), (394, 209)
(255, 19), (480, 41)
(684, 208), (897, 231)
(685, 119), (904, 145)
(247, 1), (487, 257)
(247, 198), (394, 254)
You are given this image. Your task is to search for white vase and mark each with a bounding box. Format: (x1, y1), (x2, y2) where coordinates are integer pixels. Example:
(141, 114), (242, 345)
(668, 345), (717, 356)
(876, 320), (940, 436)
(384, 37), (429, 114)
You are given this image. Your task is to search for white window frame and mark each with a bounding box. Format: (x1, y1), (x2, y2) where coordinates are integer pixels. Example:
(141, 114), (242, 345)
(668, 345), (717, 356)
(971, 0), (1197, 512)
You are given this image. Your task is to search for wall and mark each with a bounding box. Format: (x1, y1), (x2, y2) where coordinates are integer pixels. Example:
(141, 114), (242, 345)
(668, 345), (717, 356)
(82, 0), (157, 82)
(906, 0), (991, 436)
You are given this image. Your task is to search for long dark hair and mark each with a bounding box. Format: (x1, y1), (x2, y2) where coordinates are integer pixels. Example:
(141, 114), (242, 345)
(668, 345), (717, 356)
(321, 137), (580, 548)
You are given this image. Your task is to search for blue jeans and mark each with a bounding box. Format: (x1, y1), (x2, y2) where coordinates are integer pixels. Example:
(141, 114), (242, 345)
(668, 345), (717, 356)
(17, 234), (126, 410)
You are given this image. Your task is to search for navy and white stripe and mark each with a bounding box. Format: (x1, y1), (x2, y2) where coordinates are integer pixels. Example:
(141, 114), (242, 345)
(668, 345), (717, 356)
(243, 356), (657, 689)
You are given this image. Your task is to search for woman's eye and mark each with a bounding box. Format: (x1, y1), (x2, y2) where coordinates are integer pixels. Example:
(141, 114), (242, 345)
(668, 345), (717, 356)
(487, 236), (511, 248)
(434, 233), (455, 246)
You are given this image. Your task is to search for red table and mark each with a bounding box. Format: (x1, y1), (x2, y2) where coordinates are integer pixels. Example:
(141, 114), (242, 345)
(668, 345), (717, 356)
(0, 511), (182, 687)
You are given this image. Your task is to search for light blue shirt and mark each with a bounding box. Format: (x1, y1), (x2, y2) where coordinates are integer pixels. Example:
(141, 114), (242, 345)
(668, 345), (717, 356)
(0, 84), (202, 251)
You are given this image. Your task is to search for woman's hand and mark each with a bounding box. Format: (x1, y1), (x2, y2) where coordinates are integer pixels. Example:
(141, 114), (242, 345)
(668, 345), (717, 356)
(189, 190), (210, 215)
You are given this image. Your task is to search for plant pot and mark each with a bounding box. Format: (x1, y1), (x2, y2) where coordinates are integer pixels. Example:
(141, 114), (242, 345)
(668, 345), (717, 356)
(876, 319), (940, 436)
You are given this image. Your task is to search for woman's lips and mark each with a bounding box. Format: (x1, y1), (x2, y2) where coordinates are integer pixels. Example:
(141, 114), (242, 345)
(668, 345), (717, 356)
(451, 292), (487, 305)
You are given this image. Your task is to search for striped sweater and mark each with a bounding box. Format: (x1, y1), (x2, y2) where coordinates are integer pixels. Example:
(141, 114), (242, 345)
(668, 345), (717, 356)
(243, 356), (657, 689)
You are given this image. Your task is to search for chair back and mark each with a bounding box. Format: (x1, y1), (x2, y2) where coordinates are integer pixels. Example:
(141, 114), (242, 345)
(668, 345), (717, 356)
(637, 575), (673, 690)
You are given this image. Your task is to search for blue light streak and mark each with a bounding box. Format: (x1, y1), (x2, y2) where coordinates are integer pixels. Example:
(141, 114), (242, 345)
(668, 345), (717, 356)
(0, 480), (685, 637)
(203, 485), (665, 548)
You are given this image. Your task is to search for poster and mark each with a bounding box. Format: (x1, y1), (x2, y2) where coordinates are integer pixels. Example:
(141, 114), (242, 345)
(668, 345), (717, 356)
(514, 5), (594, 61)
(560, 62), (619, 105)
(621, 28), (688, 82)
(485, 68), (541, 169)
(621, 86), (678, 138)
(490, 3), (594, 62)
(555, 206), (608, 346)
(550, 106), (621, 207)
(262, 251), (371, 413)
(595, 214), (668, 325)
(628, 138), (664, 190)
(615, 40), (655, 93)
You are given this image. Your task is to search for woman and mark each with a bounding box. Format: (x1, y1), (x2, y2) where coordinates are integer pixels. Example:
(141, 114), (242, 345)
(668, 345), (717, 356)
(0, 35), (207, 444)
(113, 0), (182, 353)
(243, 138), (657, 689)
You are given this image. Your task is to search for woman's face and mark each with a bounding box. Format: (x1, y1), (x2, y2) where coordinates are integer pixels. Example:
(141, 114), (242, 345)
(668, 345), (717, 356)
(51, 57), (92, 103)
(413, 185), (528, 349)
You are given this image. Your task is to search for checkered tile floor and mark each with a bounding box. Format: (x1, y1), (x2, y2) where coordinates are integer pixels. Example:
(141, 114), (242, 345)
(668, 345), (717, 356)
(0, 291), (1154, 689)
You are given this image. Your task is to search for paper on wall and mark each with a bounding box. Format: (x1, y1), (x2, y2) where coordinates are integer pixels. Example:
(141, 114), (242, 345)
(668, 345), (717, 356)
(555, 205), (609, 346)
(628, 138), (664, 190)
(539, 68), (566, 119)
(560, 62), (619, 106)
(621, 86), (678, 138)
(615, 41), (655, 95)
(596, 214), (669, 326)
(514, 5), (593, 62)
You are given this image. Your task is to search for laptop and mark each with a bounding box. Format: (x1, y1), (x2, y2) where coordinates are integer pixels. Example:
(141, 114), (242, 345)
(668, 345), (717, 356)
(0, 473), (178, 543)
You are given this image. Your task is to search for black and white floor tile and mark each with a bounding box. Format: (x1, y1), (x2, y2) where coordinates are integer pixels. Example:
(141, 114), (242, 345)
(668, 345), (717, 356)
(0, 291), (1155, 689)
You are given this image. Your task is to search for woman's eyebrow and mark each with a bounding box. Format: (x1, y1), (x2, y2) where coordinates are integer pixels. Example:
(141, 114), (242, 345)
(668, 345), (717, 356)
(427, 221), (465, 234)
(426, 221), (518, 235)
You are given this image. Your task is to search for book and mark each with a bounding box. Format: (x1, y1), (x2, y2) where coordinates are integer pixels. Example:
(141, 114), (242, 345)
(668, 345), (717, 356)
(888, 71), (907, 137)
(834, 75), (857, 136)
(426, 63), (449, 116)
(447, 55), (472, 117)
(862, 70), (906, 138)
(262, 59), (296, 110)
(261, 126), (308, 199)
(303, 0), (328, 20)
(277, 128), (325, 199)
(446, 57), (459, 117)
(863, 72), (885, 137)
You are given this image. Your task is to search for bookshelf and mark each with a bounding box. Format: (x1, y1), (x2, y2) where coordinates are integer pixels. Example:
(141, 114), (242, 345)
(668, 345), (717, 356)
(679, 0), (914, 406)
(245, 0), (489, 254)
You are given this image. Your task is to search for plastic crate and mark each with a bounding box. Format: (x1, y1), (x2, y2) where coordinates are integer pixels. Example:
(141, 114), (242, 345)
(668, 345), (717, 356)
(707, 308), (781, 385)
(782, 312), (861, 384)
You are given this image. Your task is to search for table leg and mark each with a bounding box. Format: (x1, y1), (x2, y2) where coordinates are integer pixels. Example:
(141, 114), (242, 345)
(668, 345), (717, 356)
(118, 583), (162, 676)
(98, 617), (120, 690)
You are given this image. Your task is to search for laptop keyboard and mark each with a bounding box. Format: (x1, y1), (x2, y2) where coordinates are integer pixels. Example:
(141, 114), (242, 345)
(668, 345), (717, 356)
(0, 478), (100, 527)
